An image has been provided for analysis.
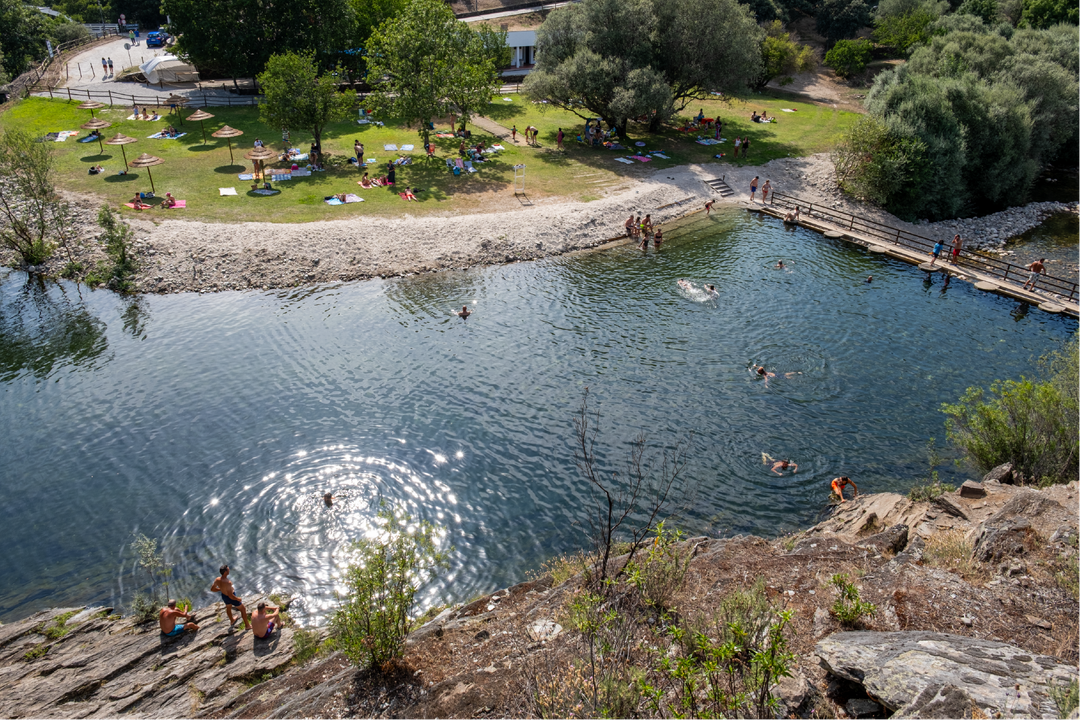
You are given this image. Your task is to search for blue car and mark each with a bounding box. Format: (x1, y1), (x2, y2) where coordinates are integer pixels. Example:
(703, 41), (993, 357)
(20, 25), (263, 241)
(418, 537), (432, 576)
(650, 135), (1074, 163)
(146, 31), (169, 48)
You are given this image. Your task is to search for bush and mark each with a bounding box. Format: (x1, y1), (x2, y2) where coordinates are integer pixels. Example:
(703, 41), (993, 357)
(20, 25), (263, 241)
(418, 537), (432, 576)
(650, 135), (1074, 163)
(52, 22), (90, 45)
(907, 438), (956, 501)
(331, 505), (449, 670)
(292, 626), (322, 665)
(816, 0), (874, 45)
(924, 529), (986, 581)
(824, 38), (872, 77)
(829, 573), (876, 626)
(831, 114), (928, 212)
(625, 521), (693, 612)
(873, 6), (942, 54)
(86, 207), (138, 292)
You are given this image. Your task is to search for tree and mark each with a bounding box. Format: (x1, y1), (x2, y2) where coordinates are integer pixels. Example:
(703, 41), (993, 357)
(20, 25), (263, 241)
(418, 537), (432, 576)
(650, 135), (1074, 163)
(0, 129), (69, 267)
(873, 2), (946, 55)
(755, 20), (817, 88)
(51, 23), (90, 45)
(957, 0), (1000, 24)
(831, 114), (928, 210)
(365, 0), (504, 145)
(0, 0), (55, 79)
(1019, 0), (1079, 27)
(824, 37), (873, 77)
(524, 0), (761, 135)
(257, 51), (356, 157)
(815, 0), (873, 45)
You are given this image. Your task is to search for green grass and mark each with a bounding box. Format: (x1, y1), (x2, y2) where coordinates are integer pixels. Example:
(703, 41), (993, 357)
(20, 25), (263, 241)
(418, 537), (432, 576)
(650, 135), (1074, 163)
(0, 92), (859, 223)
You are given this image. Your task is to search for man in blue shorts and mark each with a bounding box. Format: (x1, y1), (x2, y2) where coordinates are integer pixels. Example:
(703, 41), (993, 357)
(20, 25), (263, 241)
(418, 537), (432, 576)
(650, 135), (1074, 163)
(929, 240), (944, 267)
(159, 599), (199, 637)
(211, 564), (251, 630)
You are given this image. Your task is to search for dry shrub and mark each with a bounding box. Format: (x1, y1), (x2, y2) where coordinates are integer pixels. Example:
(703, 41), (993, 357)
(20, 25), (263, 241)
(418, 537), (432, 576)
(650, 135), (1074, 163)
(924, 529), (988, 583)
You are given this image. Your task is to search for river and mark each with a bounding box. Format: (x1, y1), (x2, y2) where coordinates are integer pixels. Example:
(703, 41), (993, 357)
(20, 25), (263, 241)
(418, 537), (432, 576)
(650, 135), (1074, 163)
(0, 207), (1074, 623)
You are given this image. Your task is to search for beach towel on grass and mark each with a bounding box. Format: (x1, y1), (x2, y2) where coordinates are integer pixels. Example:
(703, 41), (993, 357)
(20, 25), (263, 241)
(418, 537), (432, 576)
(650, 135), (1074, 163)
(650, 152), (670, 159)
(781, 108), (796, 112)
(383, 144), (398, 151)
(148, 132), (187, 139)
(503, 97), (513, 101)
(325, 197), (343, 205)
(290, 169), (312, 177)
(696, 138), (721, 145)
(344, 194), (363, 203)
(434, 133), (455, 138)
(630, 155), (651, 162)
(401, 144), (414, 151)
(126, 114), (160, 121)
(219, 187), (237, 196)
(165, 200), (187, 208)
(614, 157), (634, 164)
(253, 189), (279, 196)
(123, 202), (152, 209)
(365, 158), (377, 164)
(491, 144), (505, 151)
(78, 135), (98, 143)
(54, 131), (78, 142)
(238, 173), (253, 180)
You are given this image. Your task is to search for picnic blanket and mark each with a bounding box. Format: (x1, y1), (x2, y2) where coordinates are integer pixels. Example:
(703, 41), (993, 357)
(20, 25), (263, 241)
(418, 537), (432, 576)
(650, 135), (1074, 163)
(781, 108), (796, 112)
(53, 131), (78, 142)
(491, 144), (505, 151)
(344, 194), (363, 203)
(696, 138), (722, 145)
(401, 144), (414, 151)
(290, 168), (312, 177)
(253, 189), (279, 196)
(238, 173), (254, 180)
(630, 155), (652, 162)
(383, 144), (398, 151)
(78, 134), (100, 143)
(357, 119), (384, 126)
(219, 187), (237, 196)
(365, 158), (377, 164)
(123, 202), (153, 209)
(650, 152), (671, 159)
(434, 133), (455, 138)
(614, 157), (634, 164)
(148, 132), (187, 139)
(502, 97), (513, 101)
(165, 200), (187, 208)
(126, 114), (160, 121)
(325, 197), (343, 205)
(270, 173), (292, 181)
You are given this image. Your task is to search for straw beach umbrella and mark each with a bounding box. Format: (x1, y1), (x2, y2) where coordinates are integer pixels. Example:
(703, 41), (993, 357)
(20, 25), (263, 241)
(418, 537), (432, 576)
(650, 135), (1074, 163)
(105, 133), (138, 168)
(244, 146), (277, 179)
(186, 108), (215, 144)
(81, 118), (111, 154)
(128, 152), (164, 194)
(212, 125), (244, 164)
(78, 100), (105, 119)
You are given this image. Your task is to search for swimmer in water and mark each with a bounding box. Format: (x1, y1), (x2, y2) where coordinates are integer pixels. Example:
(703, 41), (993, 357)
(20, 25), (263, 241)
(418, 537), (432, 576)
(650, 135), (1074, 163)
(866, 276), (872, 283)
(752, 364), (776, 386)
(678, 279), (692, 290)
(458, 305), (471, 318)
(771, 459), (798, 475)
(323, 493), (334, 507)
(705, 284), (718, 298)
(775, 260), (785, 269)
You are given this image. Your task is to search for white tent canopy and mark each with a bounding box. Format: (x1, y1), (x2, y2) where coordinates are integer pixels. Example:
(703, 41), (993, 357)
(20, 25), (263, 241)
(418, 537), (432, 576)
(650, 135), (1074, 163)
(139, 55), (199, 84)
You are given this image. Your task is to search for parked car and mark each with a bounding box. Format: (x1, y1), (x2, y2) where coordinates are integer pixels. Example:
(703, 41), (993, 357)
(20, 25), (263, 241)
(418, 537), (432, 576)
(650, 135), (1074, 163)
(146, 31), (169, 47)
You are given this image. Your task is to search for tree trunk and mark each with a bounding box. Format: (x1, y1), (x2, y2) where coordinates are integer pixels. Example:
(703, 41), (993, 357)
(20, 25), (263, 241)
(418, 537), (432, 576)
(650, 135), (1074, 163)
(648, 113), (663, 133)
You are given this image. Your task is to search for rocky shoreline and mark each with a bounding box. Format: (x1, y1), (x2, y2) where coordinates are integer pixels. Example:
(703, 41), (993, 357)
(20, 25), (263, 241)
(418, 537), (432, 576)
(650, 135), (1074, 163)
(2, 472), (1076, 719)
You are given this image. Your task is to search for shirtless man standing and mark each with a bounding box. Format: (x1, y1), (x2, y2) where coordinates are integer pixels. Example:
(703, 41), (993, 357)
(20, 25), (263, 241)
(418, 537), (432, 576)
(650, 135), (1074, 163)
(251, 601), (282, 640)
(211, 565), (250, 630)
(159, 599), (199, 637)
(1022, 258), (1046, 291)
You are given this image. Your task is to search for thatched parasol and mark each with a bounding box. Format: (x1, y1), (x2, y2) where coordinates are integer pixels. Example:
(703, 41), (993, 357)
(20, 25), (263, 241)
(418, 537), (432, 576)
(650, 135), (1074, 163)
(244, 145), (278, 180)
(166, 94), (189, 125)
(81, 118), (111, 154)
(128, 152), (164, 194)
(78, 100), (105, 119)
(105, 133), (138, 168)
(186, 108), (215, 144)
(212, 125), (244, 164)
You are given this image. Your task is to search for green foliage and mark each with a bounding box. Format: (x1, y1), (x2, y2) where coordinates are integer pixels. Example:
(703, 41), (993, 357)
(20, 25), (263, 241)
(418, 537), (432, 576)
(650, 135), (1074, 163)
(816, 0), (874, 45)
(524, 0), (763, 134)
(257, 51), (357, 155)
(958, 0), (1000, 23)
(1019, 0), (1079, 27)
(625, 521), (693, 613)
(1049, 679), (1079, 719)
(831, 114), (928, 213)
(756, 20), (818, 88)
(51, 23), (90, 45)
(42, 610), (78, 640)
(163, 0), (356, 79)
(364, 0), (503, 144)
(829, 573), (877, 626)
(129, 533), (172, 617)
(873, 5), (943, 54)
(86, 207), (138, 292)
(292, 627), (322, 665)
(23, 644), (49, 661)
(0, 0), (57, 78)
(907, 438), (956, 501)
(330, 504), (449, 670)
(942, 341), (1078, 485)
(0, 128), (67, 267)
(824, 38), (872, 77)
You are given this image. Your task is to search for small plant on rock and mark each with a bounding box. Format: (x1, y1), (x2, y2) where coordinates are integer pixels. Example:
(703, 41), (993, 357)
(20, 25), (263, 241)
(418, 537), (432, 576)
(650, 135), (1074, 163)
(907, 438), (955, 501)
(625, 521), (693, 613)
(829, 573), (876, 627)
(86, 207), (138, 293)
(1048, 678), (1079, 719)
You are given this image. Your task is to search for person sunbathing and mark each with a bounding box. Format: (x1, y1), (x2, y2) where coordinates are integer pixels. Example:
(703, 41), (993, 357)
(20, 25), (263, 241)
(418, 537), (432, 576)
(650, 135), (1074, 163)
(360, 173), (372, 188)
(130, 194), (150, 210)
(141, 109), (151, 120)
(403, 187), (417, 201)
(88, 164), (104, 175)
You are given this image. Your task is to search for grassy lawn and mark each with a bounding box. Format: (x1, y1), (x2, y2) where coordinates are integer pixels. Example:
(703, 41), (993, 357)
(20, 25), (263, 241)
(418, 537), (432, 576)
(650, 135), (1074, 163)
(0, 92), (858, 223)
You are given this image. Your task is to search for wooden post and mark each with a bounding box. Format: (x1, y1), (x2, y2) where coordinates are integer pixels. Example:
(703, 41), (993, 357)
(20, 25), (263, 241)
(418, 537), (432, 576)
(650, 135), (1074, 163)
(1003, 266), (1009, 282)
(48, 87), (53, 98)
(895, 228), (901, 245)
(108, 90), (113, 106)
(66, 87), (72, 100)
(849, 215), (855, 230)
(808, 203), (813, 216)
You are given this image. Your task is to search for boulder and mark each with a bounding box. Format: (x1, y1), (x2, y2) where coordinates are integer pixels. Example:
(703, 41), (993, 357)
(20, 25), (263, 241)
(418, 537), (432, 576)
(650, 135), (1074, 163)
(855, 524), (909, 555)
(959, 481), (987, 499)
(772, 669), (809, 714)
(815, 631), (1077, 718)
(846, 697), (883, 717)
(973, 517), (1032, 563)
(971, 491), (1073, 562)
(982, 463), (1014, 485)
(932, 495), (968, 520)
(899, 684), (980, 718)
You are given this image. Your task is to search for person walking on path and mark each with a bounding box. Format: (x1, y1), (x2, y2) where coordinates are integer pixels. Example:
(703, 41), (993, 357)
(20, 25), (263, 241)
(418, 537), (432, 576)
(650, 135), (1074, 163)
(1022, 258), (1046, 290)
(511, 125), (517, 143)
(749, 176), (759, 202)
(761, 179), (771, 204)
(557, 127), (564, 150)
(950, 234), (963, 264)
(742, 137), (751, 158)
(928, 240), (944, 267)
(107, 58), (114, 75)
(159, 599), (198, 637)
(129, 29), (137, 45)
(101, 58), (108, 76)
(211, 564), (251, 630)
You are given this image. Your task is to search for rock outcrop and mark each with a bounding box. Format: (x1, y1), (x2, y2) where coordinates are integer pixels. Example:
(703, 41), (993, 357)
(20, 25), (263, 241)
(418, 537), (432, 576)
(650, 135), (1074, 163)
(816, 631), (1078, 718)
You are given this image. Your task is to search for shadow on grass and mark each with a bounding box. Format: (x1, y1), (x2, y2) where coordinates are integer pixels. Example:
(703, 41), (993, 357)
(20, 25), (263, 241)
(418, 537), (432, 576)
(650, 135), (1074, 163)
(245, 190), (281, 198)
(104, 173), (139, 183)
(186, 144), (215, 152)
(215, 164), (247, 174)
(80, 153), (112, 163)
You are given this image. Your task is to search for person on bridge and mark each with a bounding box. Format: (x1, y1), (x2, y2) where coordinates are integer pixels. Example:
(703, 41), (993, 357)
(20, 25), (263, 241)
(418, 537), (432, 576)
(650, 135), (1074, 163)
(1022, 258), (1046, 291)
(928, 240), (944, 267)
(749, 176), (759, 202)
(831, 476), (858, 503)
(950, 234), (963, 264)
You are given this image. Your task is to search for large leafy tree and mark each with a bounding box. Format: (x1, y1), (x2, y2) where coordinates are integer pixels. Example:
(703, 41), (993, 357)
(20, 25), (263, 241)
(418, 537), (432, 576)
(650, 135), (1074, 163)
(755, 20), (817, 88)
(523, 0), (761, 135)
(0, 0), (55, 79)
(364, 0), (505, 146)
(815, 0), (873, 46)
(257, 51), (357, 156)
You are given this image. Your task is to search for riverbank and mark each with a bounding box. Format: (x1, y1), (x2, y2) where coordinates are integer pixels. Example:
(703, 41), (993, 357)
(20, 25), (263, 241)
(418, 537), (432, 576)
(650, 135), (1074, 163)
(2, 476), (1076, 718)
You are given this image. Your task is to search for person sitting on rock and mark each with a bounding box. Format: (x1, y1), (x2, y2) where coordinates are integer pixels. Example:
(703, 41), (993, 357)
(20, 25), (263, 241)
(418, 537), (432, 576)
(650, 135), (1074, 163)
(251, 601), (281, 640)
(159, 599), (199, 637)
(831, 476), (858, 503)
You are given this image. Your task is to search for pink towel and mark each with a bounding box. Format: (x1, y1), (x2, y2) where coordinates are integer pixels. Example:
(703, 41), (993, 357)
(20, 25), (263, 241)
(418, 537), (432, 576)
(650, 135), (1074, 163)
(631, 155), (651, 162)
(167, 200), (186, 208)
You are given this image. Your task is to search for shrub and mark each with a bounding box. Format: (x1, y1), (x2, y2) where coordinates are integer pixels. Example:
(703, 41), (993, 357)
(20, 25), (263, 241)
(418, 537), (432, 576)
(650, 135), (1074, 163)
(924, 529), (986, 581)
(331, 504), (449, 670)
(824, 38), (873, 78)
(873, 6), (941, 54)
(86, 207), (138, 293)
(831, 115), (929, 212)
(1049, 678), (1079, 719)
(0, 129), (65, 266)
(907, 438), (956, 501)
(625, 521), (692, 612)
(292, 626), (322, 665)
(829, 573), (876, 626)
(52, 23), (90, 45)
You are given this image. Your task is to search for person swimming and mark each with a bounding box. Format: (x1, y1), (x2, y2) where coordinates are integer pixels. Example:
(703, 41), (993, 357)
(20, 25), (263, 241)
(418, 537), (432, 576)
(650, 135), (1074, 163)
(775, 260), (785, 269)
(458, 305), (471, 318)
(323, 492), (334, 507)
(751, 364), (776, 386)
(705, 284), (718, 298)
(771, 459), (798, 475)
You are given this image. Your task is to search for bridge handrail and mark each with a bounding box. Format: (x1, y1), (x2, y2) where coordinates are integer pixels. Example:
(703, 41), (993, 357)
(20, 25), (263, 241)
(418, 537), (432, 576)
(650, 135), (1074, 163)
(769, 190), (1077, 302)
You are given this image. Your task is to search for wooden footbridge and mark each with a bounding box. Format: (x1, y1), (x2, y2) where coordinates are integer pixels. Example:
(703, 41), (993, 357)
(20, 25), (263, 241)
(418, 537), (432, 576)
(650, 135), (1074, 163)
(749, 191), (1079, 318)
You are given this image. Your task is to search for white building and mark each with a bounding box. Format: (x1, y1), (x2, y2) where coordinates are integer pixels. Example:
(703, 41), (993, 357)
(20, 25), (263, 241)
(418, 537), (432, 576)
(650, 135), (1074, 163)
(504, 30), (537, 77)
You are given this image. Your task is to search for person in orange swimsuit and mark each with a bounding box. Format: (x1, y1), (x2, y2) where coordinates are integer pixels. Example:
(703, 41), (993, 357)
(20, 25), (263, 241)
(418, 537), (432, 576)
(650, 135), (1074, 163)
(831, 476), (858, 502)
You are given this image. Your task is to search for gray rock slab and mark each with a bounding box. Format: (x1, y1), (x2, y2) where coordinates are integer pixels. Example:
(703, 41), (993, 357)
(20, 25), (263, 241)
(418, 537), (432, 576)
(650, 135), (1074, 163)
(959, 481), (987, 499)
(815, 631), (1077, 718)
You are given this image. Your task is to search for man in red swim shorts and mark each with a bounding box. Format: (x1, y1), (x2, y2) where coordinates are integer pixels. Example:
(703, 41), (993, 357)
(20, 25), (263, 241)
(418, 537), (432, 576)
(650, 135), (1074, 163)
(831, 477), (858, 502)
